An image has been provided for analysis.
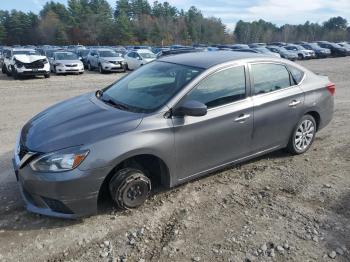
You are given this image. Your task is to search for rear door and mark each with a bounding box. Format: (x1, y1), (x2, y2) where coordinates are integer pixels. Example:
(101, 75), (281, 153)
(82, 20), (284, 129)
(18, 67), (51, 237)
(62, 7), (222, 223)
(173, 64), (254, 181)
(249, 62), (305, 152)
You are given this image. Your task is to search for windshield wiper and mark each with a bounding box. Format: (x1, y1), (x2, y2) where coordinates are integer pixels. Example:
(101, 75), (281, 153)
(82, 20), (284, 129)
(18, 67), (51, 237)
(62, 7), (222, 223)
(96, 90), (130, 111)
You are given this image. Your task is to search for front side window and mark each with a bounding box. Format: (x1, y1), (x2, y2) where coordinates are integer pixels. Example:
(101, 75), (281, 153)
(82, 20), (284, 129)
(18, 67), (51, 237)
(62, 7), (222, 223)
(102, 61), (203, 112)
(251, 63), (291, 95)
(185, 66), (246, 109)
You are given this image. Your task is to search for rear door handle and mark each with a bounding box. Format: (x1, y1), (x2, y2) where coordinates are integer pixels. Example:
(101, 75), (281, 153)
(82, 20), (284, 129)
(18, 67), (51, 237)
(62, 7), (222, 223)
(234, 114), (251, 122)
(289, 100), (301, 107)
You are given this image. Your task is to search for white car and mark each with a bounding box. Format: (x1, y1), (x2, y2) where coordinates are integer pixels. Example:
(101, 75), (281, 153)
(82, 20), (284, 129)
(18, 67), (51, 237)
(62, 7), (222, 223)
(50, 51), (84, 75)
(284, 45), (316, 60)
(2, 48), (50, 79)
(125, 49), (157, 70)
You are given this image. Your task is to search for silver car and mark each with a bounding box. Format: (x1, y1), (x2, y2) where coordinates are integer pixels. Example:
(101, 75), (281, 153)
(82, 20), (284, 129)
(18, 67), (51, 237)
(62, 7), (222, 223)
(13, 52), (334, 218)
(87, 48), (126, 73)
(50, 51), (84, 75)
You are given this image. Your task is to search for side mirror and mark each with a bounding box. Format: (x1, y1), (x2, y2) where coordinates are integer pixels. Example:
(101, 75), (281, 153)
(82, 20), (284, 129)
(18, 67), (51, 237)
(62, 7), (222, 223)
(173, 100), (207, 117)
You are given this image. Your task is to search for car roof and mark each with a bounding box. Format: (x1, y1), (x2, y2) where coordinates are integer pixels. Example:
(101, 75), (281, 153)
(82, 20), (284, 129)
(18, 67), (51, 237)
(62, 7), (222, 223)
(158, 51), (266, 69)
(12, 48), (36, 51)
(134, 49), (153, 53)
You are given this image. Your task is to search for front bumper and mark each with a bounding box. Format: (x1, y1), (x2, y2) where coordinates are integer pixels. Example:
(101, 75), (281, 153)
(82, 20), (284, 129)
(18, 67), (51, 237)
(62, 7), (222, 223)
(12, 149), (111, 219)
(56, 65), (84, 74)
(102, 62), (126, 72)
(16, 63), (50, 75)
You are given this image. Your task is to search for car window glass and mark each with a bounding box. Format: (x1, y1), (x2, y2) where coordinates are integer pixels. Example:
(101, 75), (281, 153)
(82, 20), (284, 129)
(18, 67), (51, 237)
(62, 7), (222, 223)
(288, 66), (305, 84)
(104, 61), (203, 112)
(251, 63), (291, 95)
(185, 66), (246, 109)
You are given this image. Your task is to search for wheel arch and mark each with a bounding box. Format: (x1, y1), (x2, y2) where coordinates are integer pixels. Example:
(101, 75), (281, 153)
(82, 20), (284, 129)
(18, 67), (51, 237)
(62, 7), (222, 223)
(97, 153), (171, 208)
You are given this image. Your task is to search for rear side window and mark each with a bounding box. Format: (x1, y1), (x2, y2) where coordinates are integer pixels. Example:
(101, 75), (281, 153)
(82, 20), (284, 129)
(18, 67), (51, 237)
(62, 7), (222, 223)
(185, 66), (246, 108)
(288, 65), (305, 84)
(251, 63), (291, 95)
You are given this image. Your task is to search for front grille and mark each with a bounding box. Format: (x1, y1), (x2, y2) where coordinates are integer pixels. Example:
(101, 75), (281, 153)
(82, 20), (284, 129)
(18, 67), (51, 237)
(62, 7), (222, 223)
(42, 197), (74, 214)
(65, 64), (77, 67)
(23, 60), (45, 69)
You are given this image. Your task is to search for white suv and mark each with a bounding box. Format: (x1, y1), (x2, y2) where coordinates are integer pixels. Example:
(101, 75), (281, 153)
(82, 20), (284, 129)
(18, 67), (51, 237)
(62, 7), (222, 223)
(2, 48), (50, 79)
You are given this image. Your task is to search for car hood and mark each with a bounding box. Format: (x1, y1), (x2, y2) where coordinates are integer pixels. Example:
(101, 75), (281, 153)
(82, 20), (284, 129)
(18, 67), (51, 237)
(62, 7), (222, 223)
(13, 55), (46, 63)
(20, 93), (143, 152)
(101, 57), (125, 62)
(143, 58), (156, 63)
(56, 59), (82, 64)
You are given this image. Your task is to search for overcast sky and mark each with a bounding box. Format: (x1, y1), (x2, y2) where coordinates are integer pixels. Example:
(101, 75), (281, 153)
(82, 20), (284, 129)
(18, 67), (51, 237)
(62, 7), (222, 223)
(1, 0), (350, 29)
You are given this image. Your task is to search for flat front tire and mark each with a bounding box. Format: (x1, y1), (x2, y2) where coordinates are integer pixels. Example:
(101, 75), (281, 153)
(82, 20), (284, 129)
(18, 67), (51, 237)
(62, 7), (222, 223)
(109, 168), (151, 210)
(287, 115), (316, 155)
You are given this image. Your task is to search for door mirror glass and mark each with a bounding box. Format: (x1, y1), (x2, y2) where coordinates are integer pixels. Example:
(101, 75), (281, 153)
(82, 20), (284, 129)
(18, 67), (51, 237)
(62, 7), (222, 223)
(174, 100), (207, 117)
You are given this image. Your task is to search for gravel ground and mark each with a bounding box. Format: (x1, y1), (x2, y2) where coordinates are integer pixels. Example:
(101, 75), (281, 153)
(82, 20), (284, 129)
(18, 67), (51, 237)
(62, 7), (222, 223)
(0, 58), (349, 262)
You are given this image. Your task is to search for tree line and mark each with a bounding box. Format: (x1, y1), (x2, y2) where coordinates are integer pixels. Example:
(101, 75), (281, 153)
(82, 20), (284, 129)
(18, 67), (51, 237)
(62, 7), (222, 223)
(0, 0), (229, 46)
(234, 17), (350, 43)
(0, 0), (349, 46)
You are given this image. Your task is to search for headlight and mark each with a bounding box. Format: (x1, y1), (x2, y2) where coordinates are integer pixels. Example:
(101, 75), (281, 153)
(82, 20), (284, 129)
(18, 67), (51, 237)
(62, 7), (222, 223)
(30, 148), (89, 172)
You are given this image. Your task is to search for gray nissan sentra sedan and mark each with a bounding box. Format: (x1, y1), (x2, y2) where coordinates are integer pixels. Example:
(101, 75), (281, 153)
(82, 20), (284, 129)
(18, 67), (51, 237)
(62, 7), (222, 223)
(13, 51), (334, 218)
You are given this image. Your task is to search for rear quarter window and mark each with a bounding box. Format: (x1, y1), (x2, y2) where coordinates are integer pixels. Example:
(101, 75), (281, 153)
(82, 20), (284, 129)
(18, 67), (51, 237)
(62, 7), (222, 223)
(288, 66), (305, 84)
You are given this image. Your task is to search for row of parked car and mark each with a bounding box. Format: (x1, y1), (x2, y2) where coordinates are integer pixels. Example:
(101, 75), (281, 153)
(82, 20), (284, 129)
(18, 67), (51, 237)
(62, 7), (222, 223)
(1, 40), (349, 79)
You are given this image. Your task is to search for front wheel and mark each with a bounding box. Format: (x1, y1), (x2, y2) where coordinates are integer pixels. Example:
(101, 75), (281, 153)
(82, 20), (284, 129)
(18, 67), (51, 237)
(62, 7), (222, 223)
(109, 168), (151, 209)
(98, 64), (105, 74)
(287, 115), (316, 155)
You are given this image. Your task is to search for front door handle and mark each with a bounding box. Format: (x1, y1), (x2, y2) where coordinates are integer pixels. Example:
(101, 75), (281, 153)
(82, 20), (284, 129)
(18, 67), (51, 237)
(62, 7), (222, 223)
(234, 114), (251, 122)
(289, 100), (301, 107)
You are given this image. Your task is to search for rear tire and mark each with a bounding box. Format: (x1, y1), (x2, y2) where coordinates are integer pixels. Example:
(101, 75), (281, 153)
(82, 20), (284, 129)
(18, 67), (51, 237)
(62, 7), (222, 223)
(2, 65), (6, 74)
(109, 168), (151, 210)
(88, 62), (92, 71)
(44, 73), (50, 78)
(287, 115), (316, 155)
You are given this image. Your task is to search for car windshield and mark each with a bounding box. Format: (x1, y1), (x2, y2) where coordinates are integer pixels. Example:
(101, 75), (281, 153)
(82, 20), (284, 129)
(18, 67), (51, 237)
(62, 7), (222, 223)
(79, 50), (90, 56)
(254, 48), (271, 53)
(13, 50), (40, 55)
(101, 61), (204, 113)
(139, 52), (156, 59)
(99, 50), (118, 57)
(308, 43), (319, 49)
(55, 53), (78, 60)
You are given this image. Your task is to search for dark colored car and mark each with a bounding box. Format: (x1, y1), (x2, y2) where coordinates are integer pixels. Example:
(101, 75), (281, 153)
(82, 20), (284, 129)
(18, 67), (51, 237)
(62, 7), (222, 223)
(156, 48), (204, 58)
(317, 41), (348, 57)
(13, 52), (334, 218)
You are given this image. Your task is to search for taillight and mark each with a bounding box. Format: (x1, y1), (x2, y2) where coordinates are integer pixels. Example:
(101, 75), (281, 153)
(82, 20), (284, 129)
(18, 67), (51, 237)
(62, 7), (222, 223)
(326, 82), (335, 96)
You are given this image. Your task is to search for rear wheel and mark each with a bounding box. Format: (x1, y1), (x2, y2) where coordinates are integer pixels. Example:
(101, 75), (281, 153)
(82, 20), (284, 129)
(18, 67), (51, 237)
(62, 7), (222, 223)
(44, 73), (50, 78)
(88, 62), (92, 71)
(298, 54), (304, 60)
(287, 115), (316, 155)
(109, 168), (151, 209)
(2, 65), (6, 74)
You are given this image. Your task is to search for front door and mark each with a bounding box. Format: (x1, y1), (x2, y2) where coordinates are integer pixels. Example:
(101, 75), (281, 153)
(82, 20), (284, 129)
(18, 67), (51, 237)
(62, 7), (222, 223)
(173, 65), (254, 181)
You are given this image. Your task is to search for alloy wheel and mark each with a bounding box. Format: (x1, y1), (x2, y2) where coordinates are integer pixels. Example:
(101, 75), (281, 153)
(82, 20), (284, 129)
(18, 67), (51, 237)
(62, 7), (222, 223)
(294, 119), (315, 151)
